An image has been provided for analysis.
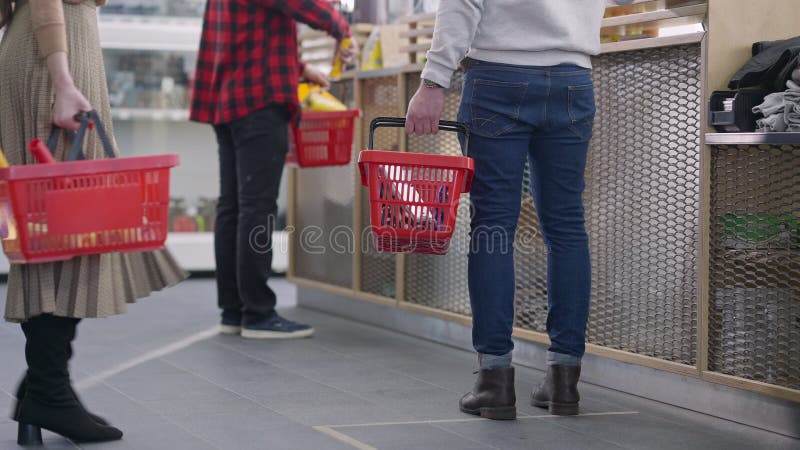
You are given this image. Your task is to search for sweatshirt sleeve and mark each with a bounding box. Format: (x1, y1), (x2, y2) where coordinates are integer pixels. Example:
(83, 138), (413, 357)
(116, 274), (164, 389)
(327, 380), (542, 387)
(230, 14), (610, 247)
(30, 0), (67, 58)
(420, 0), (484, 89)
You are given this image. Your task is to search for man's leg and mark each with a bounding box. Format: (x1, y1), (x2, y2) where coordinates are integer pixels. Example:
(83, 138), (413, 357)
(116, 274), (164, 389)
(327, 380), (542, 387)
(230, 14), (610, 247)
(529, 132), (591, 364)
(456, 65), (534, 420)
(467, 130), (528, 365)
(227, 106), (313, 339)
(529, 68), (594, 415)
(213, 124), (243, 333)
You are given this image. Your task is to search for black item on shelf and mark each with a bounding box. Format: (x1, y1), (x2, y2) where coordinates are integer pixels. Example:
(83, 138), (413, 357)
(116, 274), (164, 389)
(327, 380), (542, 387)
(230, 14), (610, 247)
(728, 35), (800, 92)
(708, 90), (768, 132)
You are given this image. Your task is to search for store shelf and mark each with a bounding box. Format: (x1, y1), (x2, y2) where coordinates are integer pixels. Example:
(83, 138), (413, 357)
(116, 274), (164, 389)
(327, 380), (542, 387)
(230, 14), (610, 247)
(166, 231), (288, 273)
(706, 133), (800, 146)
(112, 108), (191, 122)
(0, 231), (288, 274)
(600, 31), (704, 53)
(99, 14), (202, 52)
(601, 3), (708, 29)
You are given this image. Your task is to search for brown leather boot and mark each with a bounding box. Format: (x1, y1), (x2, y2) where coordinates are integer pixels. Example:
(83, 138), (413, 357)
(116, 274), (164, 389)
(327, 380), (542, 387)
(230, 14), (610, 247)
(531, 365), (581, 416)
(459, 367), (516, 420)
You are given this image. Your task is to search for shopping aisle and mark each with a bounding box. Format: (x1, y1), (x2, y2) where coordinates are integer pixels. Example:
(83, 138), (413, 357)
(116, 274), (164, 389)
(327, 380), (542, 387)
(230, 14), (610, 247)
(0, 280), (796, 450)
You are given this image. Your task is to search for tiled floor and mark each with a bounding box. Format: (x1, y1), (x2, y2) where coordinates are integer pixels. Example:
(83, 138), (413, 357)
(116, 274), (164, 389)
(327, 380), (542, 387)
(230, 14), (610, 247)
(0, 279), (797, 450)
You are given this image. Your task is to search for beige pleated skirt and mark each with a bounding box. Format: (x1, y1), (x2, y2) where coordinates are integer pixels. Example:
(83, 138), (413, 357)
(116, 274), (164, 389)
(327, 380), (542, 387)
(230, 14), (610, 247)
(0, 0), (188, 322)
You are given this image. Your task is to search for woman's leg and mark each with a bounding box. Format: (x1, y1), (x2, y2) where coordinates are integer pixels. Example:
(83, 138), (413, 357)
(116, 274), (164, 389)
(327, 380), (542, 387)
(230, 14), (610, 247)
(17, 315), (122, 444)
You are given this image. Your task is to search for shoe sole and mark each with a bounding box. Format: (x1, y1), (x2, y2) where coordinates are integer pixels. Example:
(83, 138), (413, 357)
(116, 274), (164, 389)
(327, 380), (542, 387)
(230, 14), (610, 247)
(531, 398), (579, 416)
(219, 325), (242, 335)
(459, 405), (516, 420)
(240, 328), (315, 339)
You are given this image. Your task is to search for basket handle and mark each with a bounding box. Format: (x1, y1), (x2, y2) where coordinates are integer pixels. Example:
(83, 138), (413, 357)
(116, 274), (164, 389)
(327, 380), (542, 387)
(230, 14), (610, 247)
(368, 117), (469, 155)
(46, 110), (116, 162)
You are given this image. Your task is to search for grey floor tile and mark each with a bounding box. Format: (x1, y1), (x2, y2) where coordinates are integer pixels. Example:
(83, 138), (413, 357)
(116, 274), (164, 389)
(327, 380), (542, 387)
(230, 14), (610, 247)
(321, 365), (446, 394)
(336, 423), (493, 450)
(357, 385), (467, 420)
(539, 412), (796, 450)
(225, 371), (340, 400)
(257, 388), (415, 426)
(77, 422), (219, 450)
(103, 360), (225, 403)
(161, 342), (282, 386)
(165, 405), (298, 441)
(138, 389), (265, 417)
(188, 422), (354, 450)
(0, 280), (796, 449)
(437, 417), (627, 450)
(0, 392), (13, 424)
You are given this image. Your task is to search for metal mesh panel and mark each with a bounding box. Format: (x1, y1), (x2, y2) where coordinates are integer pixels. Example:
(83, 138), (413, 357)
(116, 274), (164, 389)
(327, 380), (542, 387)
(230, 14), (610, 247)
(293, 79), (356, 288)
(580, 44), (701, 364)
(359, 76), (401, 298)
(512, 45), (702, 363)
(403, 73), (472, 314)
(401, 46), (701, 366)
(709, 144), (800, 390)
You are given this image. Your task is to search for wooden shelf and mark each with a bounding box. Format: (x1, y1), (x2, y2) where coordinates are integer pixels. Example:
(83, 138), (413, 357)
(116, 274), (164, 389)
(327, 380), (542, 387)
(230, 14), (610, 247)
(600, 31), (704, 53)
(601, 3), (708, 28)
(706, 133), (800, 145)
(397, 12), (435, 24)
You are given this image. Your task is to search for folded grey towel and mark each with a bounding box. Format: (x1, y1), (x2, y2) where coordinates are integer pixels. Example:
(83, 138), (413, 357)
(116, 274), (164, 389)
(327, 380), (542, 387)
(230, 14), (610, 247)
(785, 80), (800, 131)
(757, 113), (788, 132)
(753, 91), (786, 117)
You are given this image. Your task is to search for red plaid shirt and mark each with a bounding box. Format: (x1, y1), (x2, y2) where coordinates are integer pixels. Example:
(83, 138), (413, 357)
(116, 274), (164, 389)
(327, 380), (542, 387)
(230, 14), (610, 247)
(190, 0), (350, 125)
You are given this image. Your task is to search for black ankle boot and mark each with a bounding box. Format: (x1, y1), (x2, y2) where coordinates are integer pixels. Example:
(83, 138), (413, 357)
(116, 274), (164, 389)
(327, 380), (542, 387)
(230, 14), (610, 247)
(13, 374), (110, 426)
(16, 315), (123, 445)
(459, 367), (516, 420)
(531, 365), (581, 416)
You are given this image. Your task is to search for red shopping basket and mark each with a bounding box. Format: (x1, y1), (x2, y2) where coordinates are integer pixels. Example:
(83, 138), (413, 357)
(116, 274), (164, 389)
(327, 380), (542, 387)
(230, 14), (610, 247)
(0, 111), (179, 263)
(358, 117), (474, 255)
(286, 109), (361, 168)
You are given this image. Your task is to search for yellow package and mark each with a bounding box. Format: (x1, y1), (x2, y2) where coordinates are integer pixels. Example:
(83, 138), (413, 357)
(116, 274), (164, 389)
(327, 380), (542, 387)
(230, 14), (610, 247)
(360, 28), (382, 71)
(330, 38), (351, 79)
(298, 82), (317, 104)
(303, 91), (347, 111)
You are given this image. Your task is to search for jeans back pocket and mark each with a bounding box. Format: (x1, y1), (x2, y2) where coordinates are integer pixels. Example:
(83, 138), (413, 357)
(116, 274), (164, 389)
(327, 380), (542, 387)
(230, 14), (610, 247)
(567, 84), (596, 140)
(467, 79), (529, 138)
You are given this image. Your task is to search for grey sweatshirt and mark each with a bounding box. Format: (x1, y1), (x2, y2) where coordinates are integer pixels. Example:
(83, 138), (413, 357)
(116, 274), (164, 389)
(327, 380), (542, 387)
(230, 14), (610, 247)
(422, 0), (632, 88)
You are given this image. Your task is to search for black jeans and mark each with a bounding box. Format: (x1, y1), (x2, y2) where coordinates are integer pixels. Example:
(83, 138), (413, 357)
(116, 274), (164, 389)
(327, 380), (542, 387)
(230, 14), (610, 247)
(213, 106), (289, 324)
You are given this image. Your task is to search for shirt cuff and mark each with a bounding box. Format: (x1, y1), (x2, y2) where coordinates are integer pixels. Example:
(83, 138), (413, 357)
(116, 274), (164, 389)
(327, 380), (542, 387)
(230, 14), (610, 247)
(420, 60), (454, 89)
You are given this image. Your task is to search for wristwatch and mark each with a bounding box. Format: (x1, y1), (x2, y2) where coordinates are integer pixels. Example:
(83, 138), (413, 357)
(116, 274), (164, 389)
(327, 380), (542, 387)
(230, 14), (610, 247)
(422, 78), (444, 89)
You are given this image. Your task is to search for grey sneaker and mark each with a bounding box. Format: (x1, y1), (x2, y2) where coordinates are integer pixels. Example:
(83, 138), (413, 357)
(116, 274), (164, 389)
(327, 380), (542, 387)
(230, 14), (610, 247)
(241, 314), (314, 339)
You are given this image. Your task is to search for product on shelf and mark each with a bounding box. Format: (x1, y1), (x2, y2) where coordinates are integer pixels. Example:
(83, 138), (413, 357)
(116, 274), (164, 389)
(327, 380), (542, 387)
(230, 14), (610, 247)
(719, 213), (799, 249)
(101, 0), (205, 17)
(105, 51), (194, 110)
(169, 197), (218, 233)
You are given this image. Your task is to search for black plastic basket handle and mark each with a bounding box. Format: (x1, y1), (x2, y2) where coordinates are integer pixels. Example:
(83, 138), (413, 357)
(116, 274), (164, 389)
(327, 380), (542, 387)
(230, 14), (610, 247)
(47, 110), (116, 161)
(368, 117), (470, 156)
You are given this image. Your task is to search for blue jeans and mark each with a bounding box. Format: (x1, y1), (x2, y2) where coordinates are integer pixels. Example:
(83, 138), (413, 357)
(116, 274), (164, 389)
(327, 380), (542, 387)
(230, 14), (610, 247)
(457, 59), (595, 361)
